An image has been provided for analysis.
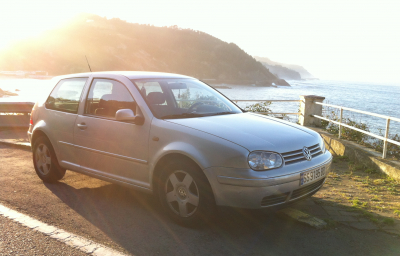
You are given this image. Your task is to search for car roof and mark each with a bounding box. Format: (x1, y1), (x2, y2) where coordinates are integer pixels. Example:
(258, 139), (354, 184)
(55, 71), (195, 80)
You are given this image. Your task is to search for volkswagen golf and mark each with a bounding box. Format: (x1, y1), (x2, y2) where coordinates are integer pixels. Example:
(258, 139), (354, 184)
(28, 71), (332, 225)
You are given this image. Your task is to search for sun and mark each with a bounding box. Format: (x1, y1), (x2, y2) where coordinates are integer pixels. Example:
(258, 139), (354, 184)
(0, 1), (80, 50)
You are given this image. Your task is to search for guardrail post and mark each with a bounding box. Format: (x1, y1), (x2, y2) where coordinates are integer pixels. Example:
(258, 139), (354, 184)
(383, 118), (390, 159)
(299, 95), (325, 126)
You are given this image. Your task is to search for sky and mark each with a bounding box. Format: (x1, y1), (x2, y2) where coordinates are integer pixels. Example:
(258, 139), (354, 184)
(0, 0), (399, 83)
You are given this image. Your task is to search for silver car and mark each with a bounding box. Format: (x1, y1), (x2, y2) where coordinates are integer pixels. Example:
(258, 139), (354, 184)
(28, 71), (332, 225)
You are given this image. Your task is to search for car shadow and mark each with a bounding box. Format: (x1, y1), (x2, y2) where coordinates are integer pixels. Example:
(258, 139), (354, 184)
(43, 176), (400, 256)
(43, 178), (304, 255)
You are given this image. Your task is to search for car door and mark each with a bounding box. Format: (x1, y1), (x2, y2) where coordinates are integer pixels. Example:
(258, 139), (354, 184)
(43, 77), (89, 169)
(73, 78), (151, 189)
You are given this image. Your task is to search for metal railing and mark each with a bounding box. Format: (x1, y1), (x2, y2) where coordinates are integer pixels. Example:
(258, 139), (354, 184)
(232, 100), (301, 115)
(313, 102), (400, 159)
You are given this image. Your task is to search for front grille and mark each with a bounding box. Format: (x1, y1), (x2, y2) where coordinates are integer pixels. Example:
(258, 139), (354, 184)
(261, 192), (290, 206)
(281, 143), (323, 165)
(291, 178), (325, 200)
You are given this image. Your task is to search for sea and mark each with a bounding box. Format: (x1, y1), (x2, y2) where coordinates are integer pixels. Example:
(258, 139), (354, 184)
(1, 78), (399, 135)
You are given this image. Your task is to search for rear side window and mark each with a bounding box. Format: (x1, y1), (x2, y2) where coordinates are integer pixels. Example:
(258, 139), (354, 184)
(85, 79), (136, 118)
(45, 78), (87, 114)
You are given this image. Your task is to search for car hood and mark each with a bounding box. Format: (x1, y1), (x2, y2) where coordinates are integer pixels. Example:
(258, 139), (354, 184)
(166, 113), (320, 152)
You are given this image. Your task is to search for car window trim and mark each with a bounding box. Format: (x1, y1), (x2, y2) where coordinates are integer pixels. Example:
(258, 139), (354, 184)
(44, 77), (89, 114)
(83, 77), (138, 122)
(79, 113), (137, 124)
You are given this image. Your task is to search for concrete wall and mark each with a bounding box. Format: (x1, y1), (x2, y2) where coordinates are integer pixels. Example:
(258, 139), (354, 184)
(0, 102), (34, 128)
(311, 127), (400, 181)
(0, 114), (30, 128)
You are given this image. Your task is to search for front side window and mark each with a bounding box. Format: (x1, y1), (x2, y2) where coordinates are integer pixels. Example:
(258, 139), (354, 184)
(133, 79), (242, 119)
(85, 79), (136, 119)
(45, 78), (87, 113)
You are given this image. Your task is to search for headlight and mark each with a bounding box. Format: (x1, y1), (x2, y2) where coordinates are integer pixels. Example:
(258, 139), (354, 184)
(248, 151), (283, 171)
(319, 136), (326, 153)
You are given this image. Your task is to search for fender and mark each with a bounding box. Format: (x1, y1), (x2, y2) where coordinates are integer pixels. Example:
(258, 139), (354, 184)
(148, 120), (250, 191)
(149, 141), (208, 177)
(31, 120), (60, 158)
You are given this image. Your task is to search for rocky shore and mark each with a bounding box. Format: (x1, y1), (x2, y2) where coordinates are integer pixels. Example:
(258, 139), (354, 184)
(0, 88), (18, 98)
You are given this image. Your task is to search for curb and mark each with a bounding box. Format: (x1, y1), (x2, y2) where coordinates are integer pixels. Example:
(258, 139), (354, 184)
(0, 140), (31, 150)
(278, 208), (327, 229)
(0, 204), (128, 256)
(310, 127), (400, 181)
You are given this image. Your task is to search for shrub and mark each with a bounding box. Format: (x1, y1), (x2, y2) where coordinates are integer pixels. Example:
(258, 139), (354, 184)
(245, 101), (272, 115)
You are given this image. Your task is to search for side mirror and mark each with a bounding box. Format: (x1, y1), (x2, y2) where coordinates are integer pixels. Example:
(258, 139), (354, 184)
(115, 109), (144, 125)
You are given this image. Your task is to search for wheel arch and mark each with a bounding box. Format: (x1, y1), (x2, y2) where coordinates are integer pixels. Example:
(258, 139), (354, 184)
(31, 129), (49, 146)
(151, 153), (216, 198)
(31, 128), (60, 160)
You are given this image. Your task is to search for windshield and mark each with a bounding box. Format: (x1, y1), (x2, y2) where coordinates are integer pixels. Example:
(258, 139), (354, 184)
(131, 78), (242, 119)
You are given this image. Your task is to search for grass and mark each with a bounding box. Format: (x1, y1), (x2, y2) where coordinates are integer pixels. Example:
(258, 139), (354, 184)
(314, 156), (400, 226)
(371, 195), (380, 201)
(365, 168), (378, 174)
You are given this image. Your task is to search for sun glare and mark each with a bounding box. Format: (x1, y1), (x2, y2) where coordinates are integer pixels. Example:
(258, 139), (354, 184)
(0, 4), (66, 49)
(0, 0), (399, 83)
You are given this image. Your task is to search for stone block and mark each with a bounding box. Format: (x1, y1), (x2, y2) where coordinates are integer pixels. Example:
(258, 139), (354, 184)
(279, 208), (327, 229)
(299, 95), (325, 126)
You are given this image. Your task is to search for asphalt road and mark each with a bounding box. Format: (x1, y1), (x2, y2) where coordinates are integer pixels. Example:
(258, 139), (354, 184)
(1, 144), (400, 256)
(0, 214), (87, 256)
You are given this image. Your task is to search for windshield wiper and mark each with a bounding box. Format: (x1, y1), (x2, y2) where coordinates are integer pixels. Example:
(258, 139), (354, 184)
(160, 113), (205, 119)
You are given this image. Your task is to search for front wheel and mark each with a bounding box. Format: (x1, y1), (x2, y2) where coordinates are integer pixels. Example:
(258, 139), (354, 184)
(32, 136), (66, 183)
(158, 160), (216, 226)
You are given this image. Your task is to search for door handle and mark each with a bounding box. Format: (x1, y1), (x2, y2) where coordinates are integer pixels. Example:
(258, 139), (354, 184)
(77, 123), (87, 130)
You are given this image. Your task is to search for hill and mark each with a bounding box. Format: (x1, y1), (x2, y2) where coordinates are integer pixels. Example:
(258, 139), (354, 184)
(0, 14), (289, 86)
(254, 56), (314, 80)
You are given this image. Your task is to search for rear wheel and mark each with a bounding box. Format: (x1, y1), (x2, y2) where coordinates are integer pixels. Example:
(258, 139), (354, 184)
(158, 159), (216, 226)
(32, 136), (66, 183)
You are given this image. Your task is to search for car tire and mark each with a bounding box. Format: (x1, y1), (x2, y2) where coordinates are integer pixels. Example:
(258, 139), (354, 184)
(32, 136), (66, 183)
(157, 159), (216, 226)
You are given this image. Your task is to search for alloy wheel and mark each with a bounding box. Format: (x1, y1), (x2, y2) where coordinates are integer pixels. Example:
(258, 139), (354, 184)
(165, 170), (200, 217)
(35, 144), (52, 175)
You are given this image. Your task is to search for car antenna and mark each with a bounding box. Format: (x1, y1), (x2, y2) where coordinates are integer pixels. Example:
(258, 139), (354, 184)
(85, 55), (92, 72)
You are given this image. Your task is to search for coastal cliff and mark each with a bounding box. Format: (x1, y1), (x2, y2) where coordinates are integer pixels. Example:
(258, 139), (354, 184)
(254, 56), (314, 80)
(0, 14), (289, 86)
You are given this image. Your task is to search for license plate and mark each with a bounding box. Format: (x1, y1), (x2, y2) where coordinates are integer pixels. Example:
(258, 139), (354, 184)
(300, 166), (326, 186)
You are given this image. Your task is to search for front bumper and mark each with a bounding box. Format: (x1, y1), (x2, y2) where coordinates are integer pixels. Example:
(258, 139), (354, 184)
(204, 152), (332, 209)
